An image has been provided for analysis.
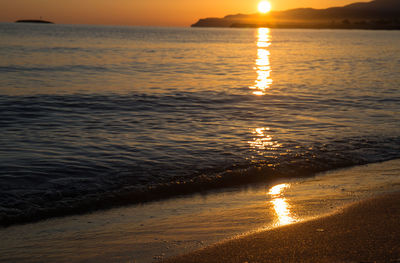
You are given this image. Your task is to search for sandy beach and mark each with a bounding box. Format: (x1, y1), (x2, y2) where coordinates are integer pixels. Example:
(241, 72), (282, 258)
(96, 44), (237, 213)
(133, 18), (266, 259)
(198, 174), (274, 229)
(167, 192), (400, 263)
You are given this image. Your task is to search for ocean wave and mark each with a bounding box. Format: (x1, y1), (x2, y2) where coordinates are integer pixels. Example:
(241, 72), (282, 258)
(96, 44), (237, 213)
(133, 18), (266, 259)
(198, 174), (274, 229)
(0, 132), (399, 227)
(0, 65), (109, 73)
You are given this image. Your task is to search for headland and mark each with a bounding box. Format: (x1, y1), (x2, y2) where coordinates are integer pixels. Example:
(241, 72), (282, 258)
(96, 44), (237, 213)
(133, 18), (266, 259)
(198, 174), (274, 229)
(192, 0), (400, 29)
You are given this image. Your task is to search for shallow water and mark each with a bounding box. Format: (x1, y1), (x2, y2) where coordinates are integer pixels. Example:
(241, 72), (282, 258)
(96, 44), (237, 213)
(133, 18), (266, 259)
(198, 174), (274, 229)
(0, 23), (399, 225)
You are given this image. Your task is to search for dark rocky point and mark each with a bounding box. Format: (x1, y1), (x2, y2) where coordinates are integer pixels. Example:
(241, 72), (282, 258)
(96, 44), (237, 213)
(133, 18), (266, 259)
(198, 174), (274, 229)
(16, 19), (54, 24)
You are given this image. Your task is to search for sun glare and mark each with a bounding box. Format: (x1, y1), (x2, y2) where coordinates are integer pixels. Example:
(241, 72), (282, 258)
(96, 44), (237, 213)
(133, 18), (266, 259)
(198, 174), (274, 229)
(258, 1), (272, 14)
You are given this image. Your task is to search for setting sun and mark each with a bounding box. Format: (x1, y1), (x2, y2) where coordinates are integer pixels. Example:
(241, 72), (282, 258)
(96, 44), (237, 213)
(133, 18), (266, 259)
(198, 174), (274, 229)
(258, 1), (272, 13)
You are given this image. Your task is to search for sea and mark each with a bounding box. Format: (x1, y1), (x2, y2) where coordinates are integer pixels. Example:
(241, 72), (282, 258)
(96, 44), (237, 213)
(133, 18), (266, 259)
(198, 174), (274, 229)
(0, 23), (399, 226)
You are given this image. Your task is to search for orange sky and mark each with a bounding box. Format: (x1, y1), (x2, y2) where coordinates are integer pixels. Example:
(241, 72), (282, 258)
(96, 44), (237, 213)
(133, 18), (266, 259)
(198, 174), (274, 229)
(0, 0), (370, 26)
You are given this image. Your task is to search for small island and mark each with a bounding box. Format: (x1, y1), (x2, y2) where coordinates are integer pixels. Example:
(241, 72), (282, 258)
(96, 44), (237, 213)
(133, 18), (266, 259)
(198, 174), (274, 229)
(15, 19), (54, 24)
(192, 0), (400, 29)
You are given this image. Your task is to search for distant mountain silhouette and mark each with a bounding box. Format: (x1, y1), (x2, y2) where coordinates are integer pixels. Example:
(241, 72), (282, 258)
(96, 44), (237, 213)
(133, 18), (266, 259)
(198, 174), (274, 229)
(192, 0), (400, 29)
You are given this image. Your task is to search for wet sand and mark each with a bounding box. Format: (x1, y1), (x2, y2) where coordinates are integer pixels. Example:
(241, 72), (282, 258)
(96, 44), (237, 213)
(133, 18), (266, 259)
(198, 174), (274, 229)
(167, 192), (400, 263)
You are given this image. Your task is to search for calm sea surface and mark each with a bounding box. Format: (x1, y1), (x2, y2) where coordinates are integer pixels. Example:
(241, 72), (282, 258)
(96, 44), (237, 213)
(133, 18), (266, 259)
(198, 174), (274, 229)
(0, 23), (399, 225)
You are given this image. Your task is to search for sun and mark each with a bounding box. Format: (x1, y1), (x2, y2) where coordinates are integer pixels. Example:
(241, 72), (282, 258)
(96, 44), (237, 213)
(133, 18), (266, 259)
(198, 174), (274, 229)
(258, 1), (272, 14)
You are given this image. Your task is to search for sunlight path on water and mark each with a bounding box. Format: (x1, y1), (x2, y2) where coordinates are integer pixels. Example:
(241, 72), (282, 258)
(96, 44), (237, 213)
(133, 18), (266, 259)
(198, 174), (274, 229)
(249, 28), (273, 96)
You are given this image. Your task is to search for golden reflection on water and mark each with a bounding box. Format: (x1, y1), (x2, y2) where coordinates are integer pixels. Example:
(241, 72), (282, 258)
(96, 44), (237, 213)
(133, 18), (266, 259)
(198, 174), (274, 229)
(250, 28), (272, 96)
(268, 183), (297, 226)
(248, 127), (281, 154)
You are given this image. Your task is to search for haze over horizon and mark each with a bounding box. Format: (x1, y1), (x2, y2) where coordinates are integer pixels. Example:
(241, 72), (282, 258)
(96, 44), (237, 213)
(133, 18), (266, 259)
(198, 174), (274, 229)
(0, 0), (370, 26)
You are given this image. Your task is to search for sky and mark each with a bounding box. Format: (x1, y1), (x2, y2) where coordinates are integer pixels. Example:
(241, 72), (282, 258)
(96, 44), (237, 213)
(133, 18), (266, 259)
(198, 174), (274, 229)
(0, 0), (370, 26)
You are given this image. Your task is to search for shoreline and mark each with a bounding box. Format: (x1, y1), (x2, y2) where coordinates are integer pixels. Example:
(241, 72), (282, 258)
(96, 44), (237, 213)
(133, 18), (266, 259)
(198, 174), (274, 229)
(167, 192), (400, 263)
(0, 159), (400, 262)
(1, 157), (397, 228)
